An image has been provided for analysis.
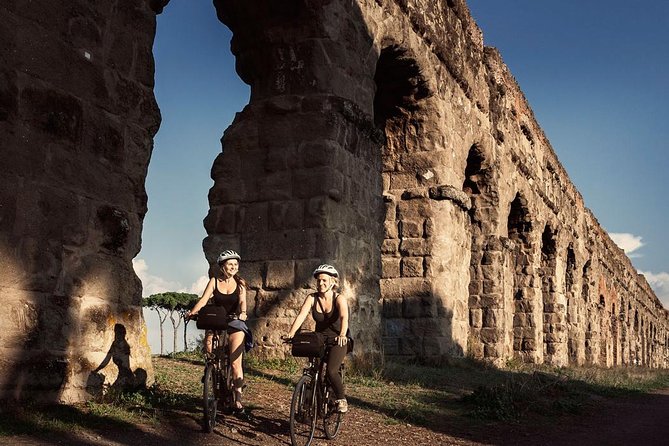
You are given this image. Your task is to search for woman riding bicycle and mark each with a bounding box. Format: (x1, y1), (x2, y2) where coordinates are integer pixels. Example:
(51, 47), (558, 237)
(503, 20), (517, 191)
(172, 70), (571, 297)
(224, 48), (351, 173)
(187, 249), (249, 410)
(286, 264), (350, 413)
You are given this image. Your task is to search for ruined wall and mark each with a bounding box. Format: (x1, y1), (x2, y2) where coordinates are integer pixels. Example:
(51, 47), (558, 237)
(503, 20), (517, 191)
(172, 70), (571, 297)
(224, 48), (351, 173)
(1, 0), (668, 402)
(209, 0), (669, 367)
(0, 1), (160, 401)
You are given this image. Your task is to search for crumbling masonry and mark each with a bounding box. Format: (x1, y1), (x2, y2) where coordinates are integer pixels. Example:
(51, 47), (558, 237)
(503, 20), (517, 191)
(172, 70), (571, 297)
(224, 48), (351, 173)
(1, 0), (667, 401)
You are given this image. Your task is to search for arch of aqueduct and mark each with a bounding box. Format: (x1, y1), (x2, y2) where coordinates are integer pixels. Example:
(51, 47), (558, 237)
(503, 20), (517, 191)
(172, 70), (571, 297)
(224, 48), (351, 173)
(1, 0), (667, 401)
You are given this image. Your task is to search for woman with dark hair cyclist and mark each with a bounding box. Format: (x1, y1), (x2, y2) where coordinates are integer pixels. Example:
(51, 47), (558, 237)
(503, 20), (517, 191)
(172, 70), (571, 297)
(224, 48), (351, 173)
(187, 250), (250, 410)
(286, 264), (350, 413)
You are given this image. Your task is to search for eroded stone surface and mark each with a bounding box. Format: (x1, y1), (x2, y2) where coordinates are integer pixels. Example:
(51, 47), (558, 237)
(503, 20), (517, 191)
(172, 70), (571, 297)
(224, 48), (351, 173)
(1, 0), (667, 402)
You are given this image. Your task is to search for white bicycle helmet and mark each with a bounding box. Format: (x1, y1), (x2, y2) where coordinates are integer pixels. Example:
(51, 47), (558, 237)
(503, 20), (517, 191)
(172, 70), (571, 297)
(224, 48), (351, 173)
(313, 264), (338, 278)
(217, 250), (241, 264)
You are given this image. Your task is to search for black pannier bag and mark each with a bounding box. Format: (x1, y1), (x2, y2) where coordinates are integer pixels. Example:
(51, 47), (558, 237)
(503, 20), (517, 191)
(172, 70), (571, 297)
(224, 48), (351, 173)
(291, 331), (325, 357)
(196, 305), (228, 330)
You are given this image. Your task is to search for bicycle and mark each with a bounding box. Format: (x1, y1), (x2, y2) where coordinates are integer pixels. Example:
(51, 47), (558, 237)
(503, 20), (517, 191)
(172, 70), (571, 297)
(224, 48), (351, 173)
(284, 335), (345, 446)
(190, 313), (237, 433)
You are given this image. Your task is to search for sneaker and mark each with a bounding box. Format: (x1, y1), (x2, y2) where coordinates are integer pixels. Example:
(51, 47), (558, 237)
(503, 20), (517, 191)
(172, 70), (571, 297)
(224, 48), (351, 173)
(335, 399), (348, 413)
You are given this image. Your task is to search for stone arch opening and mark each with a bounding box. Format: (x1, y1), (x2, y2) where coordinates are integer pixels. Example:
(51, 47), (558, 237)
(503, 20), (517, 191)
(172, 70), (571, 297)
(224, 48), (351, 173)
(565, 244), (578, 363)
(582, 260), (595, 364)
(541, 224), (561, 364)
(507, 193), (536, 362)
(599, 293), (607, 365)
(611, 302), (618, 365)
(373, 45), (430, 129)
(463, 144), (503, 361)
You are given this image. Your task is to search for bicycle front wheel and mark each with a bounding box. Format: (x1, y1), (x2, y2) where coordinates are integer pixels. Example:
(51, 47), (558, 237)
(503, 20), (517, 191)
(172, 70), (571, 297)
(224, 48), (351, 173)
(289, 375), (317, 446)
(323, 367), (344, 439)
(203, 363), (218, 432)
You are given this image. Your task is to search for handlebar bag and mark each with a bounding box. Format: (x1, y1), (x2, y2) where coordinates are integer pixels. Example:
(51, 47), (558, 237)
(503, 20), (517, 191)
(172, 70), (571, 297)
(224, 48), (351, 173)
(196, 305), (229, 330)
(291, 331), (325, 357)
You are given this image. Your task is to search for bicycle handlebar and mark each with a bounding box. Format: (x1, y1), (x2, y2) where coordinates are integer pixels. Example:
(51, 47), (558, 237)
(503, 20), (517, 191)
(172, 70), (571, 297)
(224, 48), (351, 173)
(187, 313), (240, 322)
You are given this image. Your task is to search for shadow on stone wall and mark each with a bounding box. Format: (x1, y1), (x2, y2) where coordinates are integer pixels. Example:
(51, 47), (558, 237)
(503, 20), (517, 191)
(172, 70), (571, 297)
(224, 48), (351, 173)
(87, 324), (147, 397)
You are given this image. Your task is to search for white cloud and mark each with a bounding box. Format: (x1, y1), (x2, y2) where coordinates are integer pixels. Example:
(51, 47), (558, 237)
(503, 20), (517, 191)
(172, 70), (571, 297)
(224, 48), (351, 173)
(609, 232), (644, 256)
(640, 270), (669, 308)
(187, 275), (209, 295)
(133, 258), (209, 298)
(132, 258), (183, 296)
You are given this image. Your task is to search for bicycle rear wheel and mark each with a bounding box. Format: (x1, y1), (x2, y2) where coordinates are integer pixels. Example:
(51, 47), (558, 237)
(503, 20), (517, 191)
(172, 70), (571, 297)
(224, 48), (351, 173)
(323, 367), (344, 439)
(290, 375), (317, 446)
(203, 363), (217, 432)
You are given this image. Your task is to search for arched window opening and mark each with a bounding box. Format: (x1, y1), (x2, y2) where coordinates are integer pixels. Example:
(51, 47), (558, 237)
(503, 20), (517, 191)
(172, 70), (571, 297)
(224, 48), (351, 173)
(462, 145), (485, 196)
(373, 45), (430, 128)
(508, 193), (532, 242)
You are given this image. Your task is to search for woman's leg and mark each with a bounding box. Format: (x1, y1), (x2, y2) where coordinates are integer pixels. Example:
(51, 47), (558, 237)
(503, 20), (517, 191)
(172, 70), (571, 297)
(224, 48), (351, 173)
(204, 331), (213, 355)
(326, 344), (347, 400)
(228, 330), (245, 409)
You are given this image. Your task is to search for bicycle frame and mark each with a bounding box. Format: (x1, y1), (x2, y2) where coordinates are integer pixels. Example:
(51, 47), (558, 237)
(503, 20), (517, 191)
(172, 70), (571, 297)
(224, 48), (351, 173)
(289, 343), (345, 446)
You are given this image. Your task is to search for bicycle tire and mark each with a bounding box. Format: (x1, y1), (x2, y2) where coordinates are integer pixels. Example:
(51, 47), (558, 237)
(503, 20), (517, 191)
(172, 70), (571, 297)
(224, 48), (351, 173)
(323, 366), (344, 439)
(290, 375), (317, 446)
(221, 357), (235, 412)
(203, 363), (217, 432)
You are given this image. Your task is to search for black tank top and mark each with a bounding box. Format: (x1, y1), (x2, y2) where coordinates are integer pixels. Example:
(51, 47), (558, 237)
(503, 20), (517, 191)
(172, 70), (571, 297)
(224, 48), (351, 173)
(212, 280), (239, 315)
(312, 293), (342, 337)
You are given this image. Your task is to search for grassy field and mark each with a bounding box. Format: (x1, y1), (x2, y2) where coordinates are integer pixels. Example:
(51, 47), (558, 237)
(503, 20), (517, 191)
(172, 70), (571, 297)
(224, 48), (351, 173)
(2, 352), (669, 437)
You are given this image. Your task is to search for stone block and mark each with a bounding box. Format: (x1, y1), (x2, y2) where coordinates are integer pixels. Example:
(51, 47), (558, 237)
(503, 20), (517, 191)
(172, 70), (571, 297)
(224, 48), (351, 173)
(522, 339), (537, 351)
(397, 199), (432, 220)
(424, 218), (434, 238)
(470, 309), (483, 328)
(384, 318), (410, 337)
(402, 295), (436, 318)
(270, 200), (304, 230)
(382, 298), (403, 318)
(241, 229), (315, 261)
(480, 293), (503, 307)
(482, 264), (502, 281)
(382, 336), (400, 356)
(257, 171), (292, 201)
(241, 202), (268, 233)
(399, 219), (423, 238)
(483, 309), (502, 328)
(481, 251), (501, 265)
(384, 221), (398, 239)
(399, 336), (421, 356)
(239, 261), (264, 289)
(390, 172), (417, 190)
(293, 166), (344, 199)
(382, 258), (401, 279)
(305, 196), (335, 228)
(381, 239), (399, 255)
(468, 280), (481, 295)
(401, 257), (423, 277)
(264, 260), (295, 289)
(482, 279), (502, 294)
(484, 344), (502, 358)
(399, 238), (430, 256)
(400, 187), (428, 200)
(480, 328), (502, 344)
(294, 259), (318, 289)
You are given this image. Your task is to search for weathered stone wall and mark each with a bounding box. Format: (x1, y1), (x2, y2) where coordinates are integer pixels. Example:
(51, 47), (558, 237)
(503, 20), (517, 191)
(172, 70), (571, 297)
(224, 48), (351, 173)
(0, 0), (160, 401)
(209, 0), (669, 367)
(1, 0), (668, 402)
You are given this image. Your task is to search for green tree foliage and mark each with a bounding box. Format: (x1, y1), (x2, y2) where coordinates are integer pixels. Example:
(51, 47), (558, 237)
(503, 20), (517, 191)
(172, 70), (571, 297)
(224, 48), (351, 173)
(143, 292), (199, 354)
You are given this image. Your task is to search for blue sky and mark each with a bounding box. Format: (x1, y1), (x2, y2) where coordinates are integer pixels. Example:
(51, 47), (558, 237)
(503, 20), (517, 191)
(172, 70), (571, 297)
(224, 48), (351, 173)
(137, 0), (669, 353)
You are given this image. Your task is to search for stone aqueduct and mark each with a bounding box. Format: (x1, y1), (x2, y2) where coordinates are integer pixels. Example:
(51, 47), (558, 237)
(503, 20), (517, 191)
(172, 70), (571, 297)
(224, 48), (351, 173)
(1, 0), (668, 401)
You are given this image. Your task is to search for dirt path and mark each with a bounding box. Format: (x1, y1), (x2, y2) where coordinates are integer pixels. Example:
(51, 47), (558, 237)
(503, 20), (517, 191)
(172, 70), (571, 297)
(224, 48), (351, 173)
(6, 384), (669, 445)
